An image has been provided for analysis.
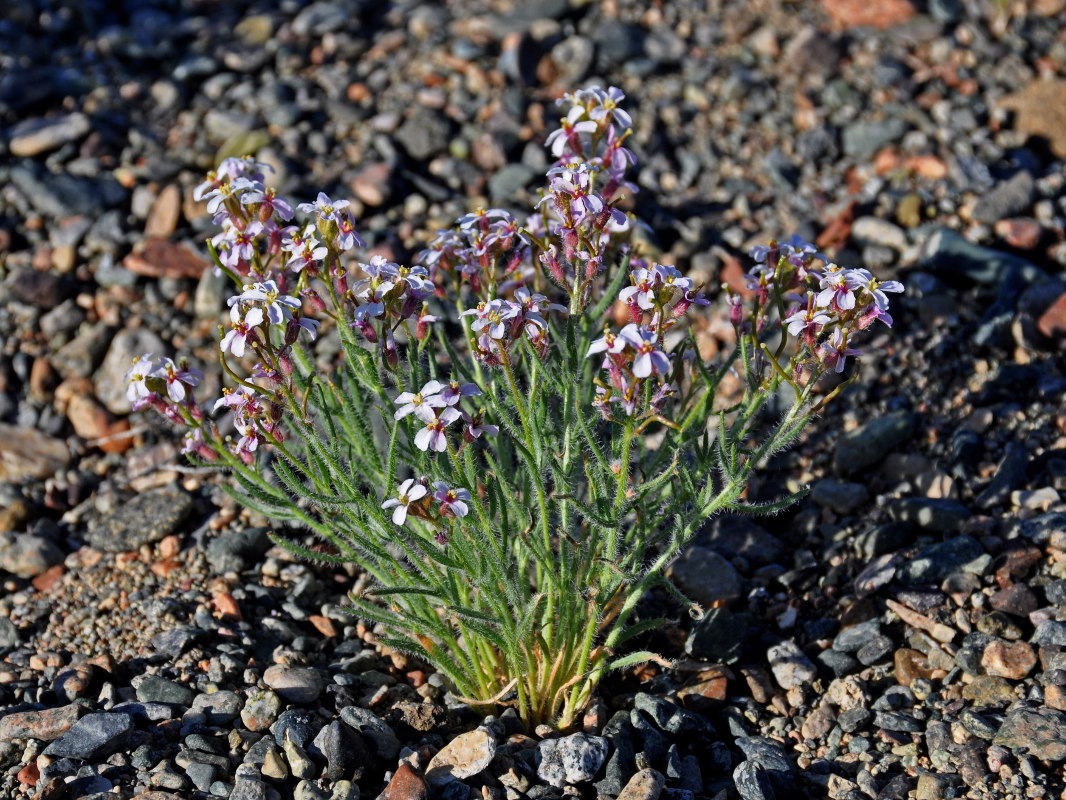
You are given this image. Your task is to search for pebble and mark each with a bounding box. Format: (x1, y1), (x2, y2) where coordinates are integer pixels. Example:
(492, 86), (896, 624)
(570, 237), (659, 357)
(536, 731), (608, 787)
(426, 728), (496, 787)
(994, 706), (1066, 761)
(42, 712), (133, 760)
(0, 703), (86, 741)
(616, 768), (665, 800)
(8, 112), (91, 157)
(263, 665), (325, 704)
(0, 424), (70, 481)
(666, 545), (742, 607)
(981, 639), (1036, 680)
(896, 535), (985, 585)
(379, 763), (428, 800)
(833, 412), (914, 476)
(86, 487), (193, 552)
(766, 641), (817, 690)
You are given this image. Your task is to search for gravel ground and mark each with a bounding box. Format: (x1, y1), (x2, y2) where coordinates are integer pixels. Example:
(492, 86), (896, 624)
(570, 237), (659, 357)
(4, 0), (1066, 798)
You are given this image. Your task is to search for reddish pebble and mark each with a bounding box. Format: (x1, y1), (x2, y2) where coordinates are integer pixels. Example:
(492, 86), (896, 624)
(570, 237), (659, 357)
(981, 640), (1036, 680)
(17, 762), (39, 786)
(308, 614), (337, 637)
(995, 218), (1043, 249)
(1037, 293), (1066, 343)
(158, 535), (182, 559)
(31, 565), (64, 593)
(213, 593), (241, 619)
(406, 670), (426, 688)
(150, 560), (181, 578)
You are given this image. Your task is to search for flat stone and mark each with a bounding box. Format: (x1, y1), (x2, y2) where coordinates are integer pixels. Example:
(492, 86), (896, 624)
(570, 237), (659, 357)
(426, 728), (496, 787)
(685, 606), (746, 663)
(981, 640), (1036, 680)
(820, 0), (915, 29)
(8, 112), (91, 157)
(897, 535), (985, 585)
(998, 79), (1066, 159)
(887, 498), (971, 533)
(972, 171), (1036, 225)
(810, 479), (869, 515)
(0, 424), (70, 481)
(616, 768), (664, 800)
(0, 533), (66, 579)
(134, 675), (195, 707)
(144, 185), (183, 239)
(994, 706), (1066, 760)
(124, 238), (210, 279)
(666, 545), (742, 607)
(263, 665), (324, 704)
(767, 641), (816, 690)
(0, 703), (86, 741)
(42, 712), (133, 760)
(86, 487), (193, 552)
(833, 412), (914, 476)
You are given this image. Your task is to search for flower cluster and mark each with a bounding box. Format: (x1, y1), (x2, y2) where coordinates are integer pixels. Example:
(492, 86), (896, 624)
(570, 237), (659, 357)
(587, 261), (706, 421)
(419, 207), (530, 298)
(394, 378), (496, 453)
(530, 88), (638, 309)
(740, 236), (904, 376)
(461, 288), (567, 363)
(341, 256), (436, 364)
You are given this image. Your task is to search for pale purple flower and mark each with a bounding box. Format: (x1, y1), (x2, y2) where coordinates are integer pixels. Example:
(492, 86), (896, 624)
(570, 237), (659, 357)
(394, 380), (446, 423)
(587, 86), (632, 129)
(462, 410), (498, 441)
(381, 478), (427, 526)
(848, 268), (904, 310)
(297, 191), (350, 223)
(241, 184), (294, 221)
(221, 304), (263, 357)
(619, 268), (657, 310)
(152, 357), (202, 403)
(125, 354), (156, 403)
(545, 106), (598, 158)
(818, 328), (862, 373)
(335, 211), (365, 250)
(217, 156), (272, 182)
(784, 305), (831, 339)
(461, 299), (519, 340)
(652, 264), (692, 293)
(414, 407), (461, 453)
(438, 380), (480, 406)
(816, 266), (858, 312)
(457, 207), (510, 230)
(238, 280), (302, 325)
(619, 324), (670, 378)
(586, 328), (626, 358)
(432, 481), (470, 519)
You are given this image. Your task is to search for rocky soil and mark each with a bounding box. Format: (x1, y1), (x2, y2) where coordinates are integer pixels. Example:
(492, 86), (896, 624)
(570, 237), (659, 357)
(3, 0), (1066, 799)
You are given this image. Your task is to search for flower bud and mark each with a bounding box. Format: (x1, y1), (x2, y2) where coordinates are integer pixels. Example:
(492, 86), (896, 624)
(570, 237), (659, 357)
(279, 351), (294, 375)
(303, 288), (327, 312)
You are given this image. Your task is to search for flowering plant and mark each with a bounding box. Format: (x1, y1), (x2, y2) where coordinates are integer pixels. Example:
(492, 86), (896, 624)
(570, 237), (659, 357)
(129, 87), (901, 729)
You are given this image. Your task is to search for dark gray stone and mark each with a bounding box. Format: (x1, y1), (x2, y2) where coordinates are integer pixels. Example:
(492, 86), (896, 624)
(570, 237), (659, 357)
(833, 412), (915, 476)
(87, 487), (193, 552)
(975, 442), (1029, 510)
(685, 607), (746, 663)
(897, 535), (984, 585)
(919, 227), (1046, 287)
(135, 675), (195, 707)
(43, 712), (133, 760)
(887, 498), (971, 533)
(972, 171), (1035, 225)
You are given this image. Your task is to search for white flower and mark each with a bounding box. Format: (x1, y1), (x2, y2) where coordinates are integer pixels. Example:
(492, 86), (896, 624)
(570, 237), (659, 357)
(381, 478), (427, 525)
